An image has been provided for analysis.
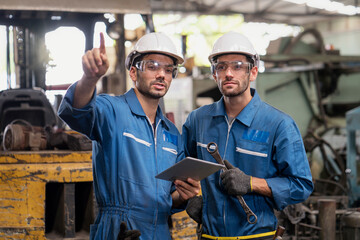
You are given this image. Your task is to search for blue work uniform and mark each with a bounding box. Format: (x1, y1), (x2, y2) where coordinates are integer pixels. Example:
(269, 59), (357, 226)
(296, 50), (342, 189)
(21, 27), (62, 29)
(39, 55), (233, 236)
(58, 84), (185, 240)
(182, 88), (313, 238)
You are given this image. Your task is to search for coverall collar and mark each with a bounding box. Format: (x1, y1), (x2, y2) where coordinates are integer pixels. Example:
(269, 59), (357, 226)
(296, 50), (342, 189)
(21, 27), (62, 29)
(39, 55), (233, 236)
(124, 88), (170, 130)
(211, 88), (260, 127)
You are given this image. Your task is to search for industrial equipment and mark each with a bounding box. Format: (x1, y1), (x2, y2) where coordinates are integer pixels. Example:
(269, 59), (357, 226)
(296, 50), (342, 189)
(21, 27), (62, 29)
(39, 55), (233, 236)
(0, 88), (94, 239)
(0, 151), (94, 239)
(1, 0), (360, 238)
(0, 0), (150, 239)
(256, 28), (360, 240)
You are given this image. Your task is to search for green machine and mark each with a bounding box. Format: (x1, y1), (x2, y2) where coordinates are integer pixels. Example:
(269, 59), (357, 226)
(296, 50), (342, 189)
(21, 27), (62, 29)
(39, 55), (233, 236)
(256, 28), (360, 239)
(258, 28), (360, 136)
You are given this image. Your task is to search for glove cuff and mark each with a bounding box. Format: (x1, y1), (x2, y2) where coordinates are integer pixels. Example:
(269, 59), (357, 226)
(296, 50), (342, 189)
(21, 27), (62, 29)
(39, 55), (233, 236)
(250, 176), (253, 192)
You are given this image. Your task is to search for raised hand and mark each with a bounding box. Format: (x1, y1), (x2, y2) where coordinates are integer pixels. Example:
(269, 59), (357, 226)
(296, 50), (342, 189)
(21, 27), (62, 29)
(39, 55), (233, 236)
(72, 32), (111, 108)
(82, 32), (109, 81)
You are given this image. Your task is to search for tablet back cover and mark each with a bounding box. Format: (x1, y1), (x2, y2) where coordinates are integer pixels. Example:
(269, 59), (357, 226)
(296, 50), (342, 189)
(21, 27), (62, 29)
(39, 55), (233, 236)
(155, 157), (224, 181)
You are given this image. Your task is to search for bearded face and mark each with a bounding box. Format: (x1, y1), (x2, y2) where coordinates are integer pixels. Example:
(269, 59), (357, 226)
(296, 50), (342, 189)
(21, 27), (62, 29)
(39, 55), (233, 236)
(213, 54), (253, 98)
(133, 54), (175, 99)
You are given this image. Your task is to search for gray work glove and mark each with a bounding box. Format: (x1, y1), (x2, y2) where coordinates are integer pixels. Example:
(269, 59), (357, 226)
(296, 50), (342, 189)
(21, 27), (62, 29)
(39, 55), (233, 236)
(220, 160), (251, 196)
(186, 195), (203, 224)
(117, 221), (141, 240)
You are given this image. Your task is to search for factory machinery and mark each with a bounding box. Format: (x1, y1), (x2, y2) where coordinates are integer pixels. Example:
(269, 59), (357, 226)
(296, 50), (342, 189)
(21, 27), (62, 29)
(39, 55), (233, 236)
(1, 1), (360, 238)
(256, 28), (360, 240)
(0, 87), (96, 240)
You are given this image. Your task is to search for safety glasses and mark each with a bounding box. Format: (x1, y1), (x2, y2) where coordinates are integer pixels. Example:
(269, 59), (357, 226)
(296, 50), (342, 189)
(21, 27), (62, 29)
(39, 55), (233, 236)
(135, 60), (178, 78)
(213, 61), (253, 74)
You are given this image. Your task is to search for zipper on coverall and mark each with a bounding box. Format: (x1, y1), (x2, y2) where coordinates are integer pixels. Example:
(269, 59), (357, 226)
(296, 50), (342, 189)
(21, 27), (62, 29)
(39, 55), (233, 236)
(147, 117), (161, 236)
(222, 116), (235, 235)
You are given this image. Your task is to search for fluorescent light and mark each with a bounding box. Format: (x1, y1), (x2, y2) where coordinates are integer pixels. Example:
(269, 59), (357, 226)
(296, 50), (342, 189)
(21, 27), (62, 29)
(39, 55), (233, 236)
(306, 0), (330, 9)
(338, 5), (357, 15)
(283, 0), (359, 16)
(325, 2), (344, 12)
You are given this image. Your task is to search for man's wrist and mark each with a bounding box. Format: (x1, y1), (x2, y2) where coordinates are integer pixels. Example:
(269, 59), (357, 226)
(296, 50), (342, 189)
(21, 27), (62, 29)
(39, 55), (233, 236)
(251, 177), (272, 197)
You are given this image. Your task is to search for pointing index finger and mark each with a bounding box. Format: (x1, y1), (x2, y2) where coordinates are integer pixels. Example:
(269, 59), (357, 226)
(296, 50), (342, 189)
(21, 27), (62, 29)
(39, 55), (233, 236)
(99, 32), (106, 54)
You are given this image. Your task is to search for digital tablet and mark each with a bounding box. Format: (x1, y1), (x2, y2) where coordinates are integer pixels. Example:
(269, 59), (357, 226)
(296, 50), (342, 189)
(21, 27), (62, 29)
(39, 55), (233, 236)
(155, 157), (225, 182)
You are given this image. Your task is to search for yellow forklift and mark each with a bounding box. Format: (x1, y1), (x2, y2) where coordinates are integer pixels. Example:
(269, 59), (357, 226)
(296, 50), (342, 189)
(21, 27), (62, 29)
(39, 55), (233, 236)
(0, 1), (152, 239)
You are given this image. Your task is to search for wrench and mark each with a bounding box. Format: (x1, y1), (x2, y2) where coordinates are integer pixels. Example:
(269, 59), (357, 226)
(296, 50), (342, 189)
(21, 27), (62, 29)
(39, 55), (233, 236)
(207, 142), (258, 224)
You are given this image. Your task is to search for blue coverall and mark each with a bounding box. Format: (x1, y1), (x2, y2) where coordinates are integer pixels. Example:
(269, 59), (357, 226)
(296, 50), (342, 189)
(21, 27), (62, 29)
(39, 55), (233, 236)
(182, 88), (313, 238)
(58, 84), (185, 240)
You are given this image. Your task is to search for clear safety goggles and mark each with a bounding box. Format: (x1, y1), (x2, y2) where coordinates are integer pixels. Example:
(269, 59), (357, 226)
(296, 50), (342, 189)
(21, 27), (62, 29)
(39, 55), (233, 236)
(213, 61), (253, 74)
(135, 60), (178, 78)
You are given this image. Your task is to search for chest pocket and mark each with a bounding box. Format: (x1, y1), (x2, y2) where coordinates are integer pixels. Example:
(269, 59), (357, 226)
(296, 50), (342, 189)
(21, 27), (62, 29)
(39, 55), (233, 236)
(234, 140), (270, 176)
(120, 131), (153, 185)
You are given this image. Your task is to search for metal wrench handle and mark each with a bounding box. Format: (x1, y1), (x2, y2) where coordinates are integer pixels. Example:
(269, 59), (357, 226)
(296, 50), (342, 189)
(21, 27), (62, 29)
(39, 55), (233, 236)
(206, 142), (258, 224)
(236, 195), (257, 224)
(206, 142), (225, 165)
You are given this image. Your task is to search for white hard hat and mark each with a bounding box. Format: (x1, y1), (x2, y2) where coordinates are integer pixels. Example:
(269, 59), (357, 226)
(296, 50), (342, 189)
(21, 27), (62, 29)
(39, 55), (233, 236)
(208, 31), (260, 67)
(125, 32), (184, 70)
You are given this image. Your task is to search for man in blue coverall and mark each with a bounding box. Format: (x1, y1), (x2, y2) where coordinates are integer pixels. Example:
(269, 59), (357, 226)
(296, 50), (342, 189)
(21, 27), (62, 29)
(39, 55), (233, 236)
(183, 32), (314, 239)
(58, 32), (200, 240)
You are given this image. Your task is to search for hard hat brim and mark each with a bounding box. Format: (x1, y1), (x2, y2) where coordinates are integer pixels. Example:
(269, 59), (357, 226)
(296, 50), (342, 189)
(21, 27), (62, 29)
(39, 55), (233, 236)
(208, 51), (252, 62)
(138, 50), (184, 65)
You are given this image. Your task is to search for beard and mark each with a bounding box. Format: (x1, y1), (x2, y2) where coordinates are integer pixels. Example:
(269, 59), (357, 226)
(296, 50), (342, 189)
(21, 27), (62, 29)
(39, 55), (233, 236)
(218, 74), (250, 97)
(136, 74), (169, 99)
